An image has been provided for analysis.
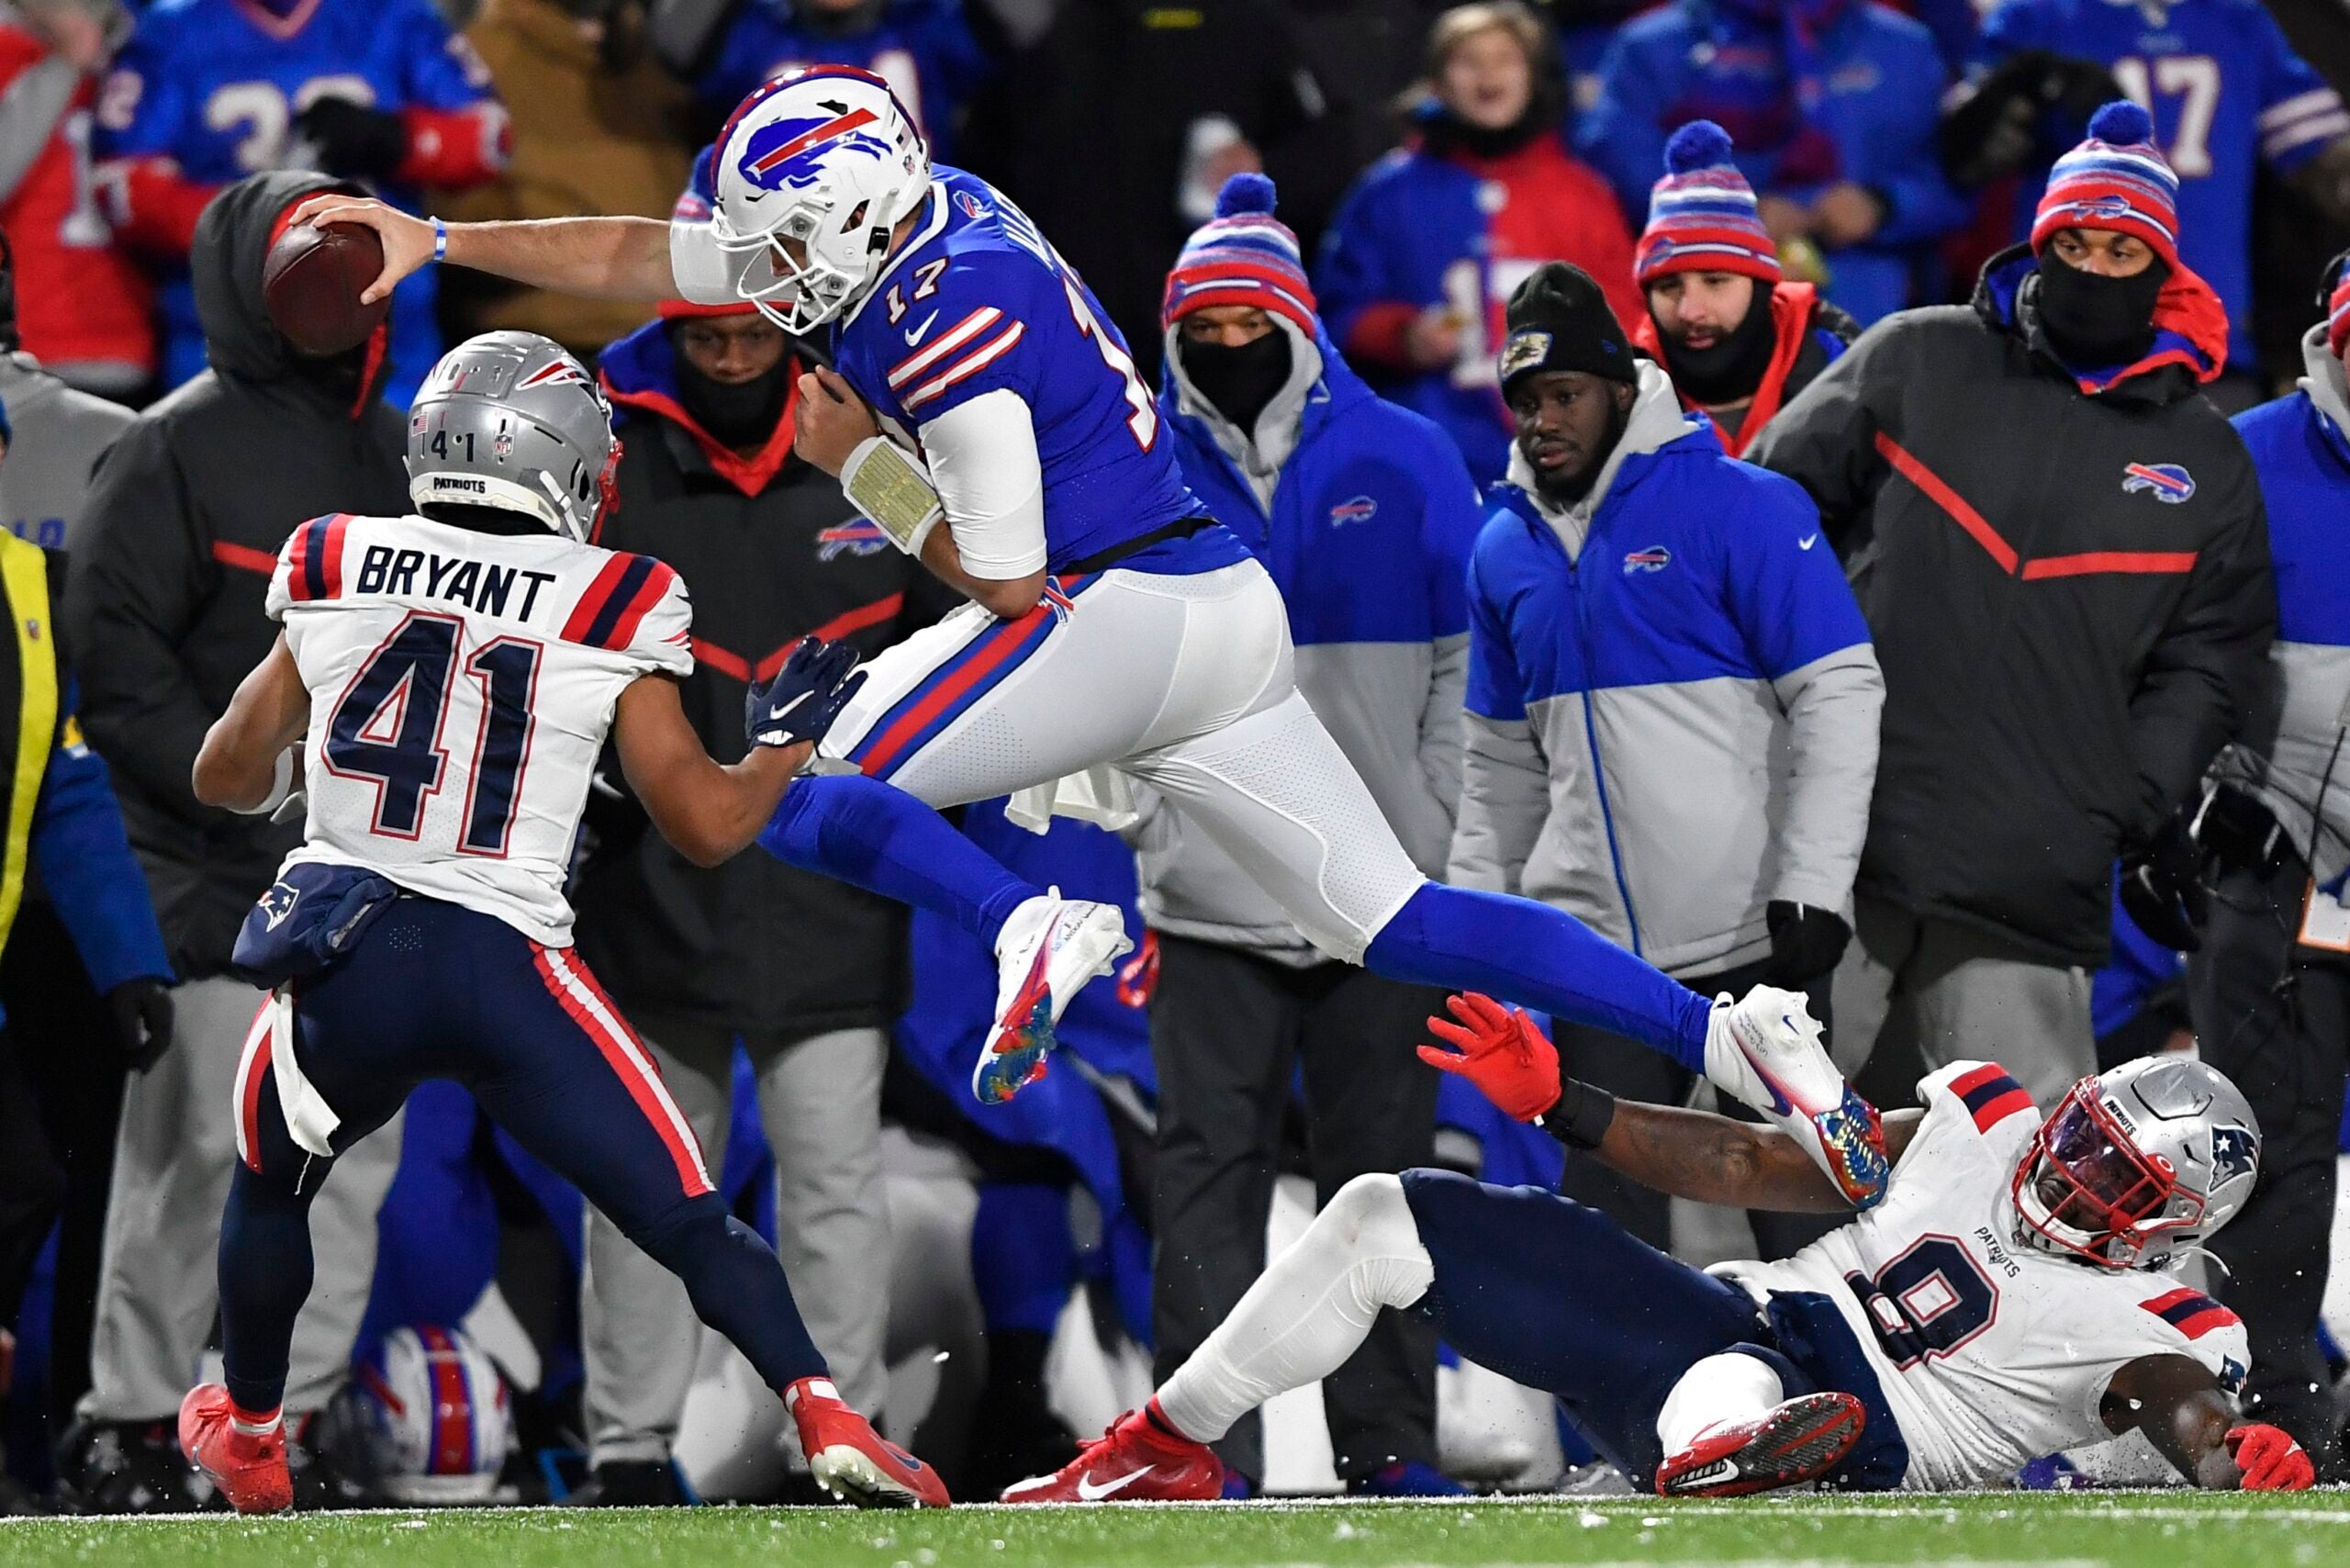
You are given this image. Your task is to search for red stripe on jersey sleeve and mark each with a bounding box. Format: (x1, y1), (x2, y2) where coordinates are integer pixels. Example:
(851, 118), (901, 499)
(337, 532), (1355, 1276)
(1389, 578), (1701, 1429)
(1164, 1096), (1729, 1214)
(1969, 1087), (2034, 1133)
(559, 554), (636, 644)
(603, 560), (677, 651)
(320, 514), (349, 598)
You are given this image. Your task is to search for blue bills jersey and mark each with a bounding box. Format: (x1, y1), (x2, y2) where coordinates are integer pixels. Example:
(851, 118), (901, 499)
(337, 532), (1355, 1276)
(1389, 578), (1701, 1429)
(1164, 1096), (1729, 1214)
(1982, 0), (2350, 367)
(94, 0), (498, 403)
(696, 0), (992, 162)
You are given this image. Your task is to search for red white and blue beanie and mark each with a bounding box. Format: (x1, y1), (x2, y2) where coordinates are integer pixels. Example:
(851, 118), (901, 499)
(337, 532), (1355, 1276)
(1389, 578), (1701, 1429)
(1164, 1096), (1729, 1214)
(1161, 173), (1317, 334)
(1635, 121), (1781, 288)
(2032, 100), (2180, 270)
(2328, 266), (2350, 359)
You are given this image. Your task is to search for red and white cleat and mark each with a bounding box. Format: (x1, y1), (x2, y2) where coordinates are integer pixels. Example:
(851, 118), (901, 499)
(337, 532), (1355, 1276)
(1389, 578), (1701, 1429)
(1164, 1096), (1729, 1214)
(1654, 1391), (1865, 1498)
(178, 1383), (293, 1515)
(999, 1402), (1225, 1504)
(975, 890), (1133, 1104)
(787, 1377), (948, 1508)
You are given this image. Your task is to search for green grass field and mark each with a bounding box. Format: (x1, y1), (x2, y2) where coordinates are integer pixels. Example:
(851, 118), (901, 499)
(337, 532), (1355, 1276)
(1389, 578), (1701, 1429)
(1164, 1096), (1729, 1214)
(3, 1494), (2344, 1568)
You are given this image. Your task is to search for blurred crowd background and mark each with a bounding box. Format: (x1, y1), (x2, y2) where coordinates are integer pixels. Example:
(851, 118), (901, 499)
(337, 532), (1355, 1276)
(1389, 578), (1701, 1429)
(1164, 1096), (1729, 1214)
(1, 0), (2349, 1518)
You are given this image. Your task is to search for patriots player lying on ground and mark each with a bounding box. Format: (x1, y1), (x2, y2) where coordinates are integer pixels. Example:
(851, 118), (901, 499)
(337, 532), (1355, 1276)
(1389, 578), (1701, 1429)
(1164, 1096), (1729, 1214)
(175, 331), (950, 1513)
(1004, 994), (2314, 1500)
(294, 66), (1890, 1211)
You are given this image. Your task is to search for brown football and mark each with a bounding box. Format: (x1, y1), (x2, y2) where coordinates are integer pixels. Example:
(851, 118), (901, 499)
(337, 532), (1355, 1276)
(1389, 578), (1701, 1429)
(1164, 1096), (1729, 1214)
(262, 221), (390, 356)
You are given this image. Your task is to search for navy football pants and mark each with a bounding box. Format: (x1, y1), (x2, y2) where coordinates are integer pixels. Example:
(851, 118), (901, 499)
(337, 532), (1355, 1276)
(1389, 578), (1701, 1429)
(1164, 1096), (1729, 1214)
(219, 898), (827, 1416)
(1400, 1170), (1828, 1487)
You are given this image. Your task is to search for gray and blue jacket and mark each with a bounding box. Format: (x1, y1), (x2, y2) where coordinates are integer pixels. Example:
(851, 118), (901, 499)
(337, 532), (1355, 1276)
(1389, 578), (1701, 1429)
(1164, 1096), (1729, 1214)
(1136, 316), (1483, 961)
(1449, 364), (1883, 980)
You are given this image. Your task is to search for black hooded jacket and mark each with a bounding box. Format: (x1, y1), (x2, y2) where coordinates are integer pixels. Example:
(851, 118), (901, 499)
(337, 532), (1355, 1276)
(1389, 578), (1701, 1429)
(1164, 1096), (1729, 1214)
(63, 172), (409, 978)
(1749, 248), (2275, 967)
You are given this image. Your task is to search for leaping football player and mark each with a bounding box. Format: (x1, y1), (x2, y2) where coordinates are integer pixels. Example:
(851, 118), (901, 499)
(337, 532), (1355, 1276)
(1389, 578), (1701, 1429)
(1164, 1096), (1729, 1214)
(1003, 993), (2313, 1501)
(177, 332), (946, 1513)
(292, 68), (1886, 1209)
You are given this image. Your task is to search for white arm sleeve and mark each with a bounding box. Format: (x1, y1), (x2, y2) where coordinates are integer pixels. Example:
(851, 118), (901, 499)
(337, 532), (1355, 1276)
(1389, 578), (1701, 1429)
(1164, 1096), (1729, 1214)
(923, 388), (1048, 581)
(668, 215), (745, 307)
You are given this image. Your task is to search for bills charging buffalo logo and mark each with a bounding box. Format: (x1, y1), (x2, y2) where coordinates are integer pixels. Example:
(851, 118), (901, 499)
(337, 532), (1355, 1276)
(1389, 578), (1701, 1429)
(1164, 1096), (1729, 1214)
(741, 106), (894, 193)
(1328, 495), (1378, 526)
(817, 519), (890, 560)
(2122, 462), (2195, 503)
(1622, 546), (1672, 575)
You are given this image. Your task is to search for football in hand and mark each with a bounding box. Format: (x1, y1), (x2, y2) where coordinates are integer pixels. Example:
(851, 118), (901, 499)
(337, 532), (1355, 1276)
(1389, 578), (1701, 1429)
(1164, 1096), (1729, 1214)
(262, 221), (390, 356)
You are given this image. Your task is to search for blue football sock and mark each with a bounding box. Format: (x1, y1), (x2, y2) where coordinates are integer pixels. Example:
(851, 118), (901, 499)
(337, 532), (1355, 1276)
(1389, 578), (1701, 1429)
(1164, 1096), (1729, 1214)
(1363, 882), (1712, 1070)
(971, 1182), (1077, 1336)
(762, 773), (1040, 946)
(218, 1164), (317, 1417)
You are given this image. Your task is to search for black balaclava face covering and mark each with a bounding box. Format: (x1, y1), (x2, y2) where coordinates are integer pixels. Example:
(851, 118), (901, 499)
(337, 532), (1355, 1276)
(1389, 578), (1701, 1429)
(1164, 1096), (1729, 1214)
(670, 328), (793, 449)
(1659, 284), (1779, 405)
(296, 342), (370, 404)
(1182, 330), (1292, 437)
(1530, 388), (1633, 510)
(2033, 250), (2169, 368)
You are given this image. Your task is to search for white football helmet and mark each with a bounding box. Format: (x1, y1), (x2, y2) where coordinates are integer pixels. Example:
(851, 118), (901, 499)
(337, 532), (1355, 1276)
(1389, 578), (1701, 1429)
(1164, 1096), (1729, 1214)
(321, 1325), (515, 1504)
(708, 66), (931, 332)
(2011, 1055), (2261, 1270)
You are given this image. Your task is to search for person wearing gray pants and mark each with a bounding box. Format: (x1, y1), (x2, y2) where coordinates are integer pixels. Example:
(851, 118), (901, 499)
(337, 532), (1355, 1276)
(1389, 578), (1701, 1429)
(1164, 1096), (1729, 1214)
(579, 1022), (891, 1482)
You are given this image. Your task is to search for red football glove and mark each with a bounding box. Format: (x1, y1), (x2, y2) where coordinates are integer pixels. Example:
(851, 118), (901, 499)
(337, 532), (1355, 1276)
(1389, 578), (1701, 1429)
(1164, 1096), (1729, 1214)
(1416, 992), (1560, 1122)
(2227, 1424), (2314, 1491)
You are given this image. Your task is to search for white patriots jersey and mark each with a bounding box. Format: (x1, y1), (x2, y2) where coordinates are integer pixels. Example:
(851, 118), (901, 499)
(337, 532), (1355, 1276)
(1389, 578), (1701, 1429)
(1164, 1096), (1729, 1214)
(1714, 1061), (2251, 1491)
(266, 512), (692, 946)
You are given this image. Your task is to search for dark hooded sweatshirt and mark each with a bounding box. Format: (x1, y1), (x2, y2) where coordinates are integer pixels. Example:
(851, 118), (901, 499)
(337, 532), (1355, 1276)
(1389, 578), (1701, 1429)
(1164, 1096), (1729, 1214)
(1749, 246), (2276, 967)
(63, 172), (408, 978)
(570, 317), (950, 1040)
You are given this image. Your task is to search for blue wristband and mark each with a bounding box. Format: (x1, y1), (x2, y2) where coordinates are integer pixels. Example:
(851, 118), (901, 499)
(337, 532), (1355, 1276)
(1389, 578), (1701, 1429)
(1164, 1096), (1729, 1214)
(431, 218), (448, 263)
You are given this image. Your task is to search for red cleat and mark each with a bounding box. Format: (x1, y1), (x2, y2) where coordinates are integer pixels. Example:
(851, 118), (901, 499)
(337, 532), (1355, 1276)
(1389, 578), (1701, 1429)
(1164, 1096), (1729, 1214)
(999, 1402), (1225, 1504)
(178, 1383), (293, 1515)
(787, 1377), (948, 1507)
(1654, 1391), (1864, 1498)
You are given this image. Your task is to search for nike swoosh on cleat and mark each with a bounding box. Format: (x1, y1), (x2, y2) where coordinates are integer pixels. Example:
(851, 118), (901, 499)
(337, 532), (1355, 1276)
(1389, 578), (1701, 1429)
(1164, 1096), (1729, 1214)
(1736, 1040), (1796, 1116)
(1075, 1466), (1153, 1500)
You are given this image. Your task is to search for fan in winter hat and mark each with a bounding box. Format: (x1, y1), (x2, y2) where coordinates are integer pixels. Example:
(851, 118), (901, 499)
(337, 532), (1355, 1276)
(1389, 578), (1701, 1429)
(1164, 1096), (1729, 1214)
(1162, 173), (1318, 335)
(2032, 101), (2180, 271)
(1636, 120), (1782, 288)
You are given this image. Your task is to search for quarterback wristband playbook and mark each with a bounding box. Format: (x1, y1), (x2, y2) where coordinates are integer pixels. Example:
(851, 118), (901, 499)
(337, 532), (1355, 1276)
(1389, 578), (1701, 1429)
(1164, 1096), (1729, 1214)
(840, 435), (945, 556)
(1534, 1078), (1617, 1150)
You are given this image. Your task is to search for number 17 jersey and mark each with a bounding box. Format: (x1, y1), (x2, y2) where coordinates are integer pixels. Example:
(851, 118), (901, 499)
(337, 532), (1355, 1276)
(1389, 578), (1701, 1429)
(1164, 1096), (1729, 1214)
(267, 512), (692, 947)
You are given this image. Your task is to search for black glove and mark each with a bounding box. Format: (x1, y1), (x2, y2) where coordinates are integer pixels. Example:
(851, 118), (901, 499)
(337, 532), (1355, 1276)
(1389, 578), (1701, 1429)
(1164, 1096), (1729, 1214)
(1763, 901), (1852, 988)
(293, 97), (408, 182)
(1939, 50), (2122, 188)
(2197, 785), (2288, 877)
(104, 979), (174, 1074)
(746, 635), (867, 751)
(2120, 818), (2210, 953)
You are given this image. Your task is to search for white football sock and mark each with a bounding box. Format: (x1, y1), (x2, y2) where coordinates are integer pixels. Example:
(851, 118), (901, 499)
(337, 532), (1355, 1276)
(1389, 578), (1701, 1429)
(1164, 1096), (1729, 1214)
(1156, 1173), (1435, 1444)
(1656, 1350), (1786, 1454)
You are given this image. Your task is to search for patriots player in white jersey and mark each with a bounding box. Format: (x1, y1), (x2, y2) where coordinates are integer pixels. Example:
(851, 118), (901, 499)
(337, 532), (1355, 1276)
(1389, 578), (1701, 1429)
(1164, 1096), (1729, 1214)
(174, 332), (948, 1514)
(1004, 992), (2315, 1501)
(289, 68), (1888, 1212)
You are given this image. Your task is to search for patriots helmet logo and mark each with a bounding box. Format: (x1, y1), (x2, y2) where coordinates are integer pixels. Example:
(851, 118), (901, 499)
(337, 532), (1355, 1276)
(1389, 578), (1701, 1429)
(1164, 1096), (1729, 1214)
(259, 880), (300, 932)
(2122, 462), (2195, 503)
(1623, 546), (1672, 575)
(817, 519), (890, 560)
(1328, 495), (1378, 526)
(2210, 1125), (2257, 1184)
(740, 106), (896, 193)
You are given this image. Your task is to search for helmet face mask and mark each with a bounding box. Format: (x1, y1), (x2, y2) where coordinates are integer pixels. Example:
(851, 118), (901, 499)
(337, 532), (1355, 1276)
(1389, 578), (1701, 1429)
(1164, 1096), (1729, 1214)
(709, 67), (930, 334)
(2010, 1058), (2260, 1271)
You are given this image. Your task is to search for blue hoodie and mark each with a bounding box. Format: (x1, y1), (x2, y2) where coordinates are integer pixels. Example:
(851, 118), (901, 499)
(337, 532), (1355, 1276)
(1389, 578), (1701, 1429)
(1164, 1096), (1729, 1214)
(1145, 317), (1483, 957)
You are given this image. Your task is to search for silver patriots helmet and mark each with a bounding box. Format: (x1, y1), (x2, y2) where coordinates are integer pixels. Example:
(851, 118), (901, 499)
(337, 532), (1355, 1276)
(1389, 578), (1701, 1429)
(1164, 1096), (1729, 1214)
(2012, 1055), (2261, 1270)
(407, 331), (619, 543)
